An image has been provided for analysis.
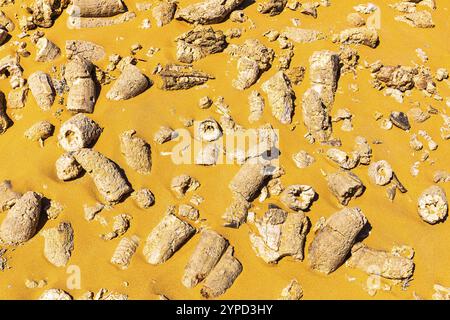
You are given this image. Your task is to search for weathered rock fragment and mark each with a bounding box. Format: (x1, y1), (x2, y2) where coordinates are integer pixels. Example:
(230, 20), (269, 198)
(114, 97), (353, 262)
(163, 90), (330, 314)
(347, 243), (415, 280)
(132, 188), (155, 209)
(368, 160), (393, 186)
(24, 120), (54, 144)
(279, 279), (303, 300)
(374, 65), (416, 92)
(301, 88), (332, 142)
(248, 90), (265, 123)
(153, 0), (177, 27)
(433, 171), (450, 183)
(7, 86), (28, 109)
(182, 230), (229, 288)
(0, 180), (21, 212)
(292, 150), (315, 168)
(176, 26), (227, 63)
(68, 0), (126, 17)
(222, 195), (251, 228)
(281, 27), (325, 43)
(390, 111), (410, 130)
(154, 126), (177, 144)
(200, 246), (242, 298)
(106, 64), (150, 100)
(176, 0), (245, 24)
(395, 10), (435, 28)
(333, 27), (379, 48)
(65, 40), (106, 62)
(101, 213), (131, 240)
(280, 185), (316, 211)
(73, 148), (132, 204)
(417, 185), (448, 224)
(31, 0), (69, 28)
(326, 171), (365, 205)
(262, 71), (295, 124)
(249, 206), (310, 263)
(0, 92), (12, 134)
(55, 152), (83, 181)
(143, 213), (195, 264)
(28, 71), (55, 111)
(178, 204), (199, 220)
(433, 284), (450, 300)
(309, 50), (340, 107)
(0, 192), (42, 245)
(39, 289), (72, 300)
(0, 11), (14, 32)
(111, 235), (139, 269)
(229, 161), (271, 201)
(42, 222), (74, 267)
(0, 55), (24, 89)
(197, 118), (222, 142)
(65, 56), (96, 113)
(308, 207), (367, 274)
(257, 0), (287, 16)
(35, 37), (60, 62)
(119, 130), (151, 174)
(158, 64), (214, 90)
(171, 174), (200, 198)
(67, 12), (136, 28)
(58, 114), (102, 152)
(326, 148), (359, 170)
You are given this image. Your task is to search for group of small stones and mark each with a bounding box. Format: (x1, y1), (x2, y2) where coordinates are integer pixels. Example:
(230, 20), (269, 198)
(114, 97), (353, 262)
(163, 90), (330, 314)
(0, 0), (449, 300)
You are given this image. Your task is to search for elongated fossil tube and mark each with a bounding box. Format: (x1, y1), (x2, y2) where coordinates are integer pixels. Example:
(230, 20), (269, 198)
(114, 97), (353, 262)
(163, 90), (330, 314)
(0, 191), (42, 245)
(69, 0), (126, 18)
(119, 130), (152, 175)
(58, 114), (102, 152)
(143, 213), (195, 265)
(28, 71), (55, 111)
(73, 148), (132, 204)
(67, 78), (96, 114)
(229, 161), (271, 201)
(308, 207), (367, 274)
(106, 64), (150, 100)
(111, 235), (139, 269)
(42, 222), (74, 267)
(182, 230), (229, 288)
(200, 246), (242, 298)
(35, 37), (61, 62)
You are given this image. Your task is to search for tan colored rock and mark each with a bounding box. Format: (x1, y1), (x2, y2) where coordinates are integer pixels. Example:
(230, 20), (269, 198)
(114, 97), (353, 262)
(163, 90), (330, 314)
(28, 71), (55, 111)
(248, 90), (265, 123)
(280, 185), (316, 211)
(0, 91), (12, 134)
(326, 148), (359, 170)
(395, 10), (435, 28)
(222, 195), (251, 228)
(68, 0), (126, 17)
(39, 289), (72, 300)
(119, 130), (151, 174)
(326, 171), (365, 205)
(0, 180), (21, 212)
(7, 86), (29, 109)
(176, 0), (245, 24)
(279, 279), (303, 300)
(67, 12), (136, 28)
(309, 50), (340, 107)
(0, 192), (42, 245)
(42, 222), (74, 267)
(58, 114), (102, 152)
(132, 188), (155, 209)
(301, 88), (332, 142)
(152, 0), (177, 27)
(35, 37), (60, 62)
(158, 64), (214, 90)
(65, 40), (106, 62)
(24, 120), (54, 143)
(106, 64), (150, 100)
(417, 185), (448, 224)
(347, 243), (415, 280)
(111, 235), (139, 269)
(0, 11), (15, 32)
(262, 71), (294, 124)
(73, 148), (132, 204)
(308, 207), (367, 274)
(333, 27), (379, 48)
(368, 160), (393, 186)
(229, 161), (271, 201)
(182, 230), (229, 288)
(101, 213), (131, 240)
(171, 174), (200, 198)
(143, 213), (195, 264)
(55, 152), (84, 181)
(433, 171), (450, 183)
(281, 27), (325, 43)
(257, 0), (287, 16)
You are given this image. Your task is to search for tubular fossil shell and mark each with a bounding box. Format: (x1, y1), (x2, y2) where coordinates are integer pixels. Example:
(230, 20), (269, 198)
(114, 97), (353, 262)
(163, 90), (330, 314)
(334, 27), (379, 48)
(229, 161), (271, 201)
(368, 160), (393, 186)
(248, 90), (265, 123)
(347, 243), (415, 280)
(106, 64), (150, 100)
(67, 78), (96, 114)
(55, 152), (84, 181)
(0, 180), (21, 212)
(302, 88), (332, 142)
(308, 207), (367, 274)
(58, 114), (102, 152)
(197, 118), (222, 142)
(280, 185), (316, 211)
(119, 130), (152, 174)
(73, 148), (132, 204)
(24, 120), (54, 142)
(222, 195), (251, 228)
(69, 0), (126, 17)
(262, 71), (295, 124)
(64, 55), (94, 87)
(417, 185), (448, 224)
(143, 213), (195, 265)
(0, 191), (42, 245)
(35, 37), (61, 62)
(200, 246), (242, 298)
(28, 71), (55, 111)
(111, 235), (139, 269)
(326, 170), (365, 205)
(309, 50), (340, 107)
(42, 221), (74, 267)
(176, 0), (246, 25)
(182, 230), (229, 288)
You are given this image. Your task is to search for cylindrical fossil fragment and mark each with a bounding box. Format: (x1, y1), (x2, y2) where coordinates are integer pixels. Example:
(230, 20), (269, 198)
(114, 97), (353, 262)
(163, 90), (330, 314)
(111, 235), (139, 269)
(73, 148), (132, 204)
(326, 170), (365, 205)
(280, 184), (316, 211)
(64, 56), (94, 86)
(0, 191), (42, 245)
(106, 64), (150, 100)
(368, 160), (393, 186)
(35, 37), (61, 62)
(196, 118), (222, 142)
(69, 0), (126, 17)
(119, 130), (152, 174)
(309, 50), (340, 107)
(200, 246), (242, 298)
(229, 161), (271, 201)
(182, 230), (229, 288)
(302, 87), (332, 142)
(346, 242), (415, 280)
(417, 185), (448, 224)
(28, 71), (55, 111)
(58, 114), (102, 152)
(24, 120), (54, 142)
(55, 152), (84, 181)
(143, 213), (195, 265)
(67, 78), (96, 113)
(42, 221), (74, 267)
(308, 207), (367, 274)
